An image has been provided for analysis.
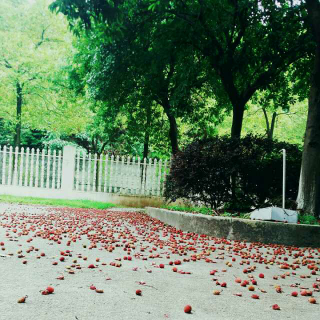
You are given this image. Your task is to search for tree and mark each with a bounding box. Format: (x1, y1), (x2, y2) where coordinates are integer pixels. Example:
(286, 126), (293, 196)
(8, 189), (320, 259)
(0, 0), (90, 147)
(60, 4), (209, 154)
(50, 0), (313, 138)
(297, 0), (320, 217)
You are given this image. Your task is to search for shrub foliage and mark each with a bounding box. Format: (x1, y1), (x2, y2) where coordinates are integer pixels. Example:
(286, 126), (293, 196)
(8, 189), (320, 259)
(164, 135), (301, 211)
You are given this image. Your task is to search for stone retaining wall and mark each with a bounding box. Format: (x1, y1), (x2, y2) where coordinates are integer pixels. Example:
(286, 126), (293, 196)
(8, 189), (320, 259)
(145, 207), (320, 248)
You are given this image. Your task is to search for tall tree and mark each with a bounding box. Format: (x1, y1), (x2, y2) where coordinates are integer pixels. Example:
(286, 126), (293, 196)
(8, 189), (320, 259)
(56, 3), (209, 154)
(50, 0), (313, 138)
(297, 0), (320, 217)
(0, 0), (90, 147)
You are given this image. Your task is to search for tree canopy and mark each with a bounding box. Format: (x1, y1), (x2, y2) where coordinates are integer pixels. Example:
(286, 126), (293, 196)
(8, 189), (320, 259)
(50, 0), (314, 139)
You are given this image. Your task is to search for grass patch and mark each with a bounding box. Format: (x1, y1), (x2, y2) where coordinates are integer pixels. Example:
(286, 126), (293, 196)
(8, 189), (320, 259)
(161, 205), (213, 215)
(298, 214), (320, 225)
(161, 204), (251, 218)
(0, 195), (117, 210)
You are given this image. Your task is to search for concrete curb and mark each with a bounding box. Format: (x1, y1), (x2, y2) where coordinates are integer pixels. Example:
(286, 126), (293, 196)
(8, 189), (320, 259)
(145, 207), (320, 248)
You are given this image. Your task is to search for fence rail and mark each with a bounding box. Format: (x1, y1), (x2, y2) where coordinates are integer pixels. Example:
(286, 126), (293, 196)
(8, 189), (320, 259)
(0, 145), (169, 197)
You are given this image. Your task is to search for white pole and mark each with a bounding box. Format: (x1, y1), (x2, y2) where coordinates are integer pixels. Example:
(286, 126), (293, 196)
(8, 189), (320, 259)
(282, 149), (286, 209)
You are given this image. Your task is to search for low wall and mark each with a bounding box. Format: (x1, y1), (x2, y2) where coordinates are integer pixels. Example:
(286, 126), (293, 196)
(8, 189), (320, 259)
(0, 185), (164, 208)
(145, 207), (320, 248)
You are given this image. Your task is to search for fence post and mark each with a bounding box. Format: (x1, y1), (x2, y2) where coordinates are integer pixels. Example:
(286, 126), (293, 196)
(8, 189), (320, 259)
(61, 145), (76, 193)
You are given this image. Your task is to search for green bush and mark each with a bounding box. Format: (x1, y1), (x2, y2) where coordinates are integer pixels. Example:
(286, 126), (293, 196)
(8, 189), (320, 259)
(164, 135), (301, 211)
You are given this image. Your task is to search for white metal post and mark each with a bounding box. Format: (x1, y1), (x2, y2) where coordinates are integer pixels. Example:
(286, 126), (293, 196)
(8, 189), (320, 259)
(282, 149), (286, 209)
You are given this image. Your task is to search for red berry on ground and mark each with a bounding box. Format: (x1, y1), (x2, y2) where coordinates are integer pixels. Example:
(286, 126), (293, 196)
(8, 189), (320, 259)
(309, 298), (316, 304)
(184, 305), (192, 313)
(46, 287), (54, 294)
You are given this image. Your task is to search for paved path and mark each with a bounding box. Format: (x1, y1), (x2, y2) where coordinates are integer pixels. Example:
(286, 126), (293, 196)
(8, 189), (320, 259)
(0, 203), (319, 320)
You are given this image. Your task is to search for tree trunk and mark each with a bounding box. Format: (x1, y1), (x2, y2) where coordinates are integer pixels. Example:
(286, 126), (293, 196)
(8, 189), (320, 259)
(14, 82), (22, 148)
(167, 112), (179, 154)
(263, 108), (277, 140)
(163, 101), (179, 154)
(143, 105), (151, 159)
(297, 0), (320, 217)
(231, 103), (245, 138)
(269, 112), (277, 140)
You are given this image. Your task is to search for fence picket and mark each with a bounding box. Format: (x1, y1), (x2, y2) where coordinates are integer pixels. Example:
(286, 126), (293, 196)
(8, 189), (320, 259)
(126, 156), (130, 194)
(103, 154), (108, 193)
(151, 159), (156, 196)
(40, 149), (45, 188)
(93, 153), (97, 192)
(115, 155), (120, 193)
(163, 160), (168, 194)
(109, 155), (114, 193)
(35, 149), (40, 188)
(19, 147), (24, 186)
(99, 154), (103, 192)
(52, 150), (57, 189)
(57, 150), (62, 189)
(46, 149), (51, 188)
(81, 151), (85, 191)
(8, 146), (13, 185)
(75, 150), (80, 191)
(157, 160), (162, 196)
(120, 156), (125, 194)
(30, 148), (35, 187)
(12, 147), (19, 185)
(1, 146), (6, 185)
(24, 148), (29, 186)
(142, 158), (147, 195)
(136, 157), (141, 195)
(87, 153), (91, 192)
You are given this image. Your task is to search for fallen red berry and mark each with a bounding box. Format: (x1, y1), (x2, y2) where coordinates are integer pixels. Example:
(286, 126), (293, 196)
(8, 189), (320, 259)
(184, 305), (192, 313)
(95, 289), (104, 293)
(17, 296), (27, 303)
(46, 287), (54, 294)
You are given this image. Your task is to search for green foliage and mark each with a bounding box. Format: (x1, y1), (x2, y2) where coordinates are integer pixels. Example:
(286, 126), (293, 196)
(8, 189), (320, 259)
(50, 0), (314, 142)
(217, 101), (307, 146)
(298, 214), (320, 225)
(162, 205), (213, 215)
(0, 0), (91, 145)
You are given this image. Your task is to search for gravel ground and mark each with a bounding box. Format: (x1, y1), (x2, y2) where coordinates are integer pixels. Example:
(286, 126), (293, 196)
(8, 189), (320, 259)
(0, 203), (319, 320)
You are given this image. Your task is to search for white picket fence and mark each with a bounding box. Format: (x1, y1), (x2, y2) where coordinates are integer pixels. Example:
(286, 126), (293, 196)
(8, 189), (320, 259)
(74, 151), (169, 196)
(0, 146), (62, 189)
(0, 145), (170, 197)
